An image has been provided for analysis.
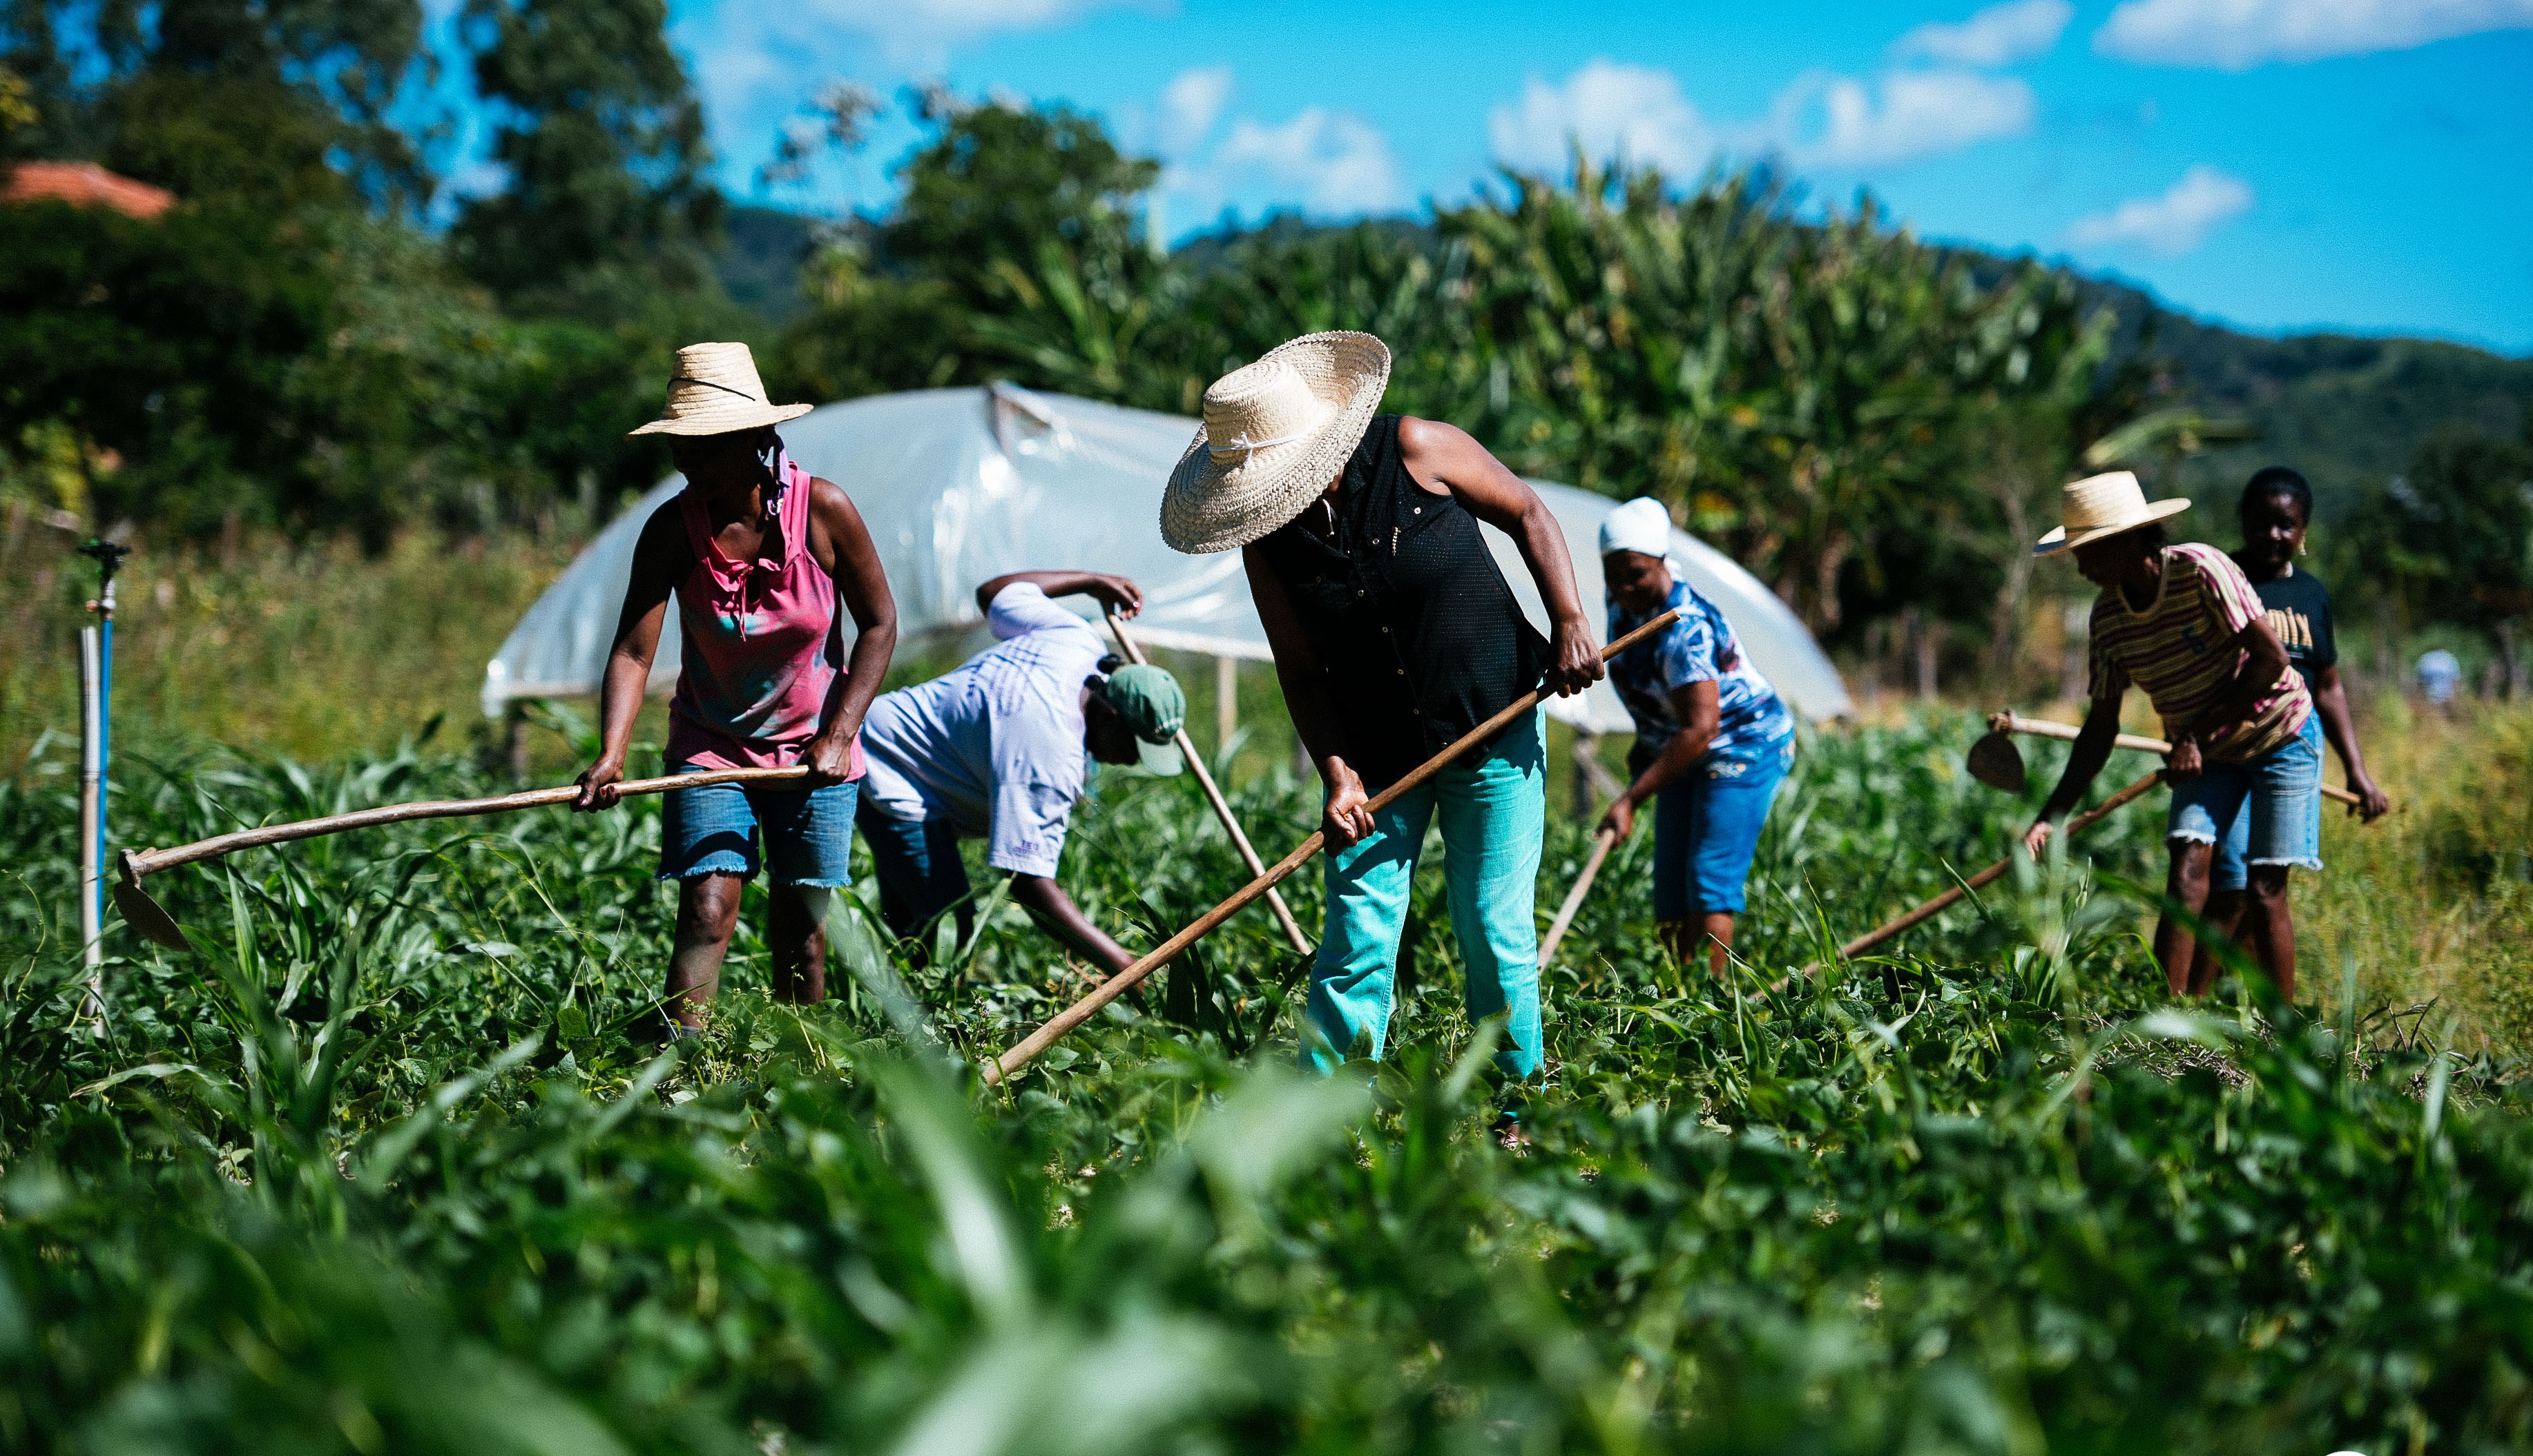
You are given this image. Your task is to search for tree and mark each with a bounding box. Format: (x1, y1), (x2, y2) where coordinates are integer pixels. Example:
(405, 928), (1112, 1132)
(2365, 419), (2533, 694)
(2, 0), (430, 209)
(450, 0), (719, 308)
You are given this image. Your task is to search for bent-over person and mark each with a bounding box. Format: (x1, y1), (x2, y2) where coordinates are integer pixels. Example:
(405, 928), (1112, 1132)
(575, 342), (898, 1035)
(1160, 331), (1601, 1095)
(2022, 472), (2318, 1002)
(1595, 498), (1795, 972)
(853, 571), (1186, 975)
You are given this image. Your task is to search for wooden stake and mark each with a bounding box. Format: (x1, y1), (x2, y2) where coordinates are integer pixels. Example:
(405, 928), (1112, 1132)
(1537, 826), (1618, 969)
(1106, 609), (1312, 955)
(984, 609), (1679, 1086)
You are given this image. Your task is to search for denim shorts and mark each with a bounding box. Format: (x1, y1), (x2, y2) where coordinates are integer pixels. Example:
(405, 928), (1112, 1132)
(657, 764), (858, 886)
(853, 800), (976, 940)
(2171, 711), (2324, 886)
(1636, 735), (1793, 920)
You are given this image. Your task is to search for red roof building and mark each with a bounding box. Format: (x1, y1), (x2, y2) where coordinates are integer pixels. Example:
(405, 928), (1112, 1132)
(3, 162), (177, 220)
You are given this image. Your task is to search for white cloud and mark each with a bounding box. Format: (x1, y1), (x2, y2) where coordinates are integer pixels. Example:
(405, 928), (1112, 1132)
(2064, 166), (2255, 254)
(789, 0), (1157, 62)
(1159, 66), (1234, 154)
(1789, 69), (2037, 168)
(1485, 59), (1717, 177)
(1211, 107), (1404, 213)
(2096, 0), (2533, 68)
(1894, 0), (2074, 66)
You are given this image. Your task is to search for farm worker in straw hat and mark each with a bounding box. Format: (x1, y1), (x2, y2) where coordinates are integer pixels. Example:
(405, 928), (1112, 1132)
(2022, 470), (2319, 1002)
(1162, 331), (1602, 1098)
(575, 342), (898, 1037)
(1596, 497), (1795, 973)
(852, 570), (1186, 975)
(2185, 466), (2391, 992)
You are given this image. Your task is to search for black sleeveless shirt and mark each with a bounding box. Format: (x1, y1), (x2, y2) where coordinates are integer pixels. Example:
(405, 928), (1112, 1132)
(1250, 416), (1550, 790)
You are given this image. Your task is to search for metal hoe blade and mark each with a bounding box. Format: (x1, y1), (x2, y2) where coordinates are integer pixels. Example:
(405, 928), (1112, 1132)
(113, 857), (190, 951)
(1965, 730), (2029, 794)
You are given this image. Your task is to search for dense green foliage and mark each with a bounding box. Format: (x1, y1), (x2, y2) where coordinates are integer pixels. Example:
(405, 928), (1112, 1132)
(2, 720), (2526, 1452)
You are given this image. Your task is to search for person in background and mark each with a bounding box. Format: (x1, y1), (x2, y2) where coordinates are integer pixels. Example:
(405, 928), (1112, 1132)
(2417, 648), (2463, 711)
(853, 571), (1186, 977)
(1160, 331), (1601, 1101)
(2188, 467), (2391, 987)
(575, 342), (898, 1036)
(2022, 472), (2317, 1002)
(1595, 497), (1795, 973)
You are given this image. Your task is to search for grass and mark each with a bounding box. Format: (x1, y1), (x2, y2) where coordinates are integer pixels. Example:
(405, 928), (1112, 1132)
(3, 707), (2530, 1453)
(8, 516), (2533, 1450)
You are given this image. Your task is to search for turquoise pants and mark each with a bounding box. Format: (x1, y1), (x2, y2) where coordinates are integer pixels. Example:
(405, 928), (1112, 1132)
(1302, 710), (1544, 1078)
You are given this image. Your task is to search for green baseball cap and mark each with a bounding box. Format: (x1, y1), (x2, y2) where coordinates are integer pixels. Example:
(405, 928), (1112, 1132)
(1103, 663), (1185, 775)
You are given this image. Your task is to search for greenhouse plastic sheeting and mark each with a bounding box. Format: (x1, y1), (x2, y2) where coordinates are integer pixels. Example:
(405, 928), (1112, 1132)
(481, 385), (1852, 735)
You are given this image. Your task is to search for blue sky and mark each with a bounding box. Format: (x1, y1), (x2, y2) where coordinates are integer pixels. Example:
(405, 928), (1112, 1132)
(639, 0), (2533, 352)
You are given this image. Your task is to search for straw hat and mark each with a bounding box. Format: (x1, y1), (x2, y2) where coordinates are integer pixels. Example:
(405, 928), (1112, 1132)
(2032, 471), (2191, 556)
(627, 342), (814, 438)
(1159, 331), (1392, 554)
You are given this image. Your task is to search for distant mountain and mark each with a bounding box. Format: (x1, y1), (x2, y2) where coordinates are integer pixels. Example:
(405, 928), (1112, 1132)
(718, 206), (819, 325)
(715, 205), (2533, 521)
(2072, 274), (2533, 521)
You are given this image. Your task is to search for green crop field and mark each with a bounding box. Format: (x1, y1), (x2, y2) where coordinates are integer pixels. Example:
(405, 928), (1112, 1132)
(4, 690), (2532, 1453)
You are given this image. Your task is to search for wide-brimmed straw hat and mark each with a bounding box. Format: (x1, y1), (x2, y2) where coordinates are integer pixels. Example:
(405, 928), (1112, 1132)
(2032, 470), (2192, 556)
(628, 342), (814, 438)
(1160, 331), (1392, 554)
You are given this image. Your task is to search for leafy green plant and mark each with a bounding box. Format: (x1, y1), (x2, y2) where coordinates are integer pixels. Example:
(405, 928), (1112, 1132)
(3, 715), (2527, 1453)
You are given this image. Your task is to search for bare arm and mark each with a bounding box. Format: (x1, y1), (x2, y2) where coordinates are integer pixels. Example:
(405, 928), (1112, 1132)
(1010, 874), (1137, 974)
(2023, 692), (2123, 857)
(1242, 542), (1375, 848)
(575, 504), (688, 810)
(1601, 681), (1719, 841)
(1396, 416), (1601, 696)
(805, 478), (898, 788)
(2171, 619), (2291, 773)
(974, 570), (1144, 619)
(2309, 665), (2390, 819)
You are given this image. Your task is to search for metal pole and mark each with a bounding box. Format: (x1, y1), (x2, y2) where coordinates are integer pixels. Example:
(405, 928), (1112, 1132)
(78, 626), (102, 969)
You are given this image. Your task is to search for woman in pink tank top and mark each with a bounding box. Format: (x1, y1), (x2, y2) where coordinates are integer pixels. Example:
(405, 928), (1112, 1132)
(575, 344), (898, 1036)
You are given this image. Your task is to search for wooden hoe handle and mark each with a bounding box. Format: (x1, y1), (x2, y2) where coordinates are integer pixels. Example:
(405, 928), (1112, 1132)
(1103, 608), (1313, 955)
(119, 765), (809, 880)
(983, 610), (1677, 1086)
(1992, 712), (2364, 808)
(1799, 767), (2165, 976)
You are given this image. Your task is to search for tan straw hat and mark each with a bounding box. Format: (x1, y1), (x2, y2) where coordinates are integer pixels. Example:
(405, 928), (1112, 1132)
(627, 342), (814, 438)
(2032, 470), (2192, 556)
(1159, 331), (1392, 554)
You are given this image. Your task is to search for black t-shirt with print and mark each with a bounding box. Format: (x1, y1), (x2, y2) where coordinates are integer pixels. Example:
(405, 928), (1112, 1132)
(2231, 555), (2336, 683)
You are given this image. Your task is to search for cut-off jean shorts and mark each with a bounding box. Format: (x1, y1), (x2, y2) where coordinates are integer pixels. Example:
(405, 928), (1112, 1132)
(2169, 711), (2324, 888)
(657, 764), (858, 886)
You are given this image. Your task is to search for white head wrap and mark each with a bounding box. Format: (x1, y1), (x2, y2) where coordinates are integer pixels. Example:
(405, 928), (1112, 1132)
(1598, 496), (1675, 559)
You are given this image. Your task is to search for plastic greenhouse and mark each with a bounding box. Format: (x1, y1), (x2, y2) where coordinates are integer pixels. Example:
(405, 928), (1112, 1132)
(481, 385), (1853, 735)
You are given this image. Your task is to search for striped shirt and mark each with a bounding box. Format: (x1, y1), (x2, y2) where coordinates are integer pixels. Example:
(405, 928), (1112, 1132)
(2087, 543), (2311, 763)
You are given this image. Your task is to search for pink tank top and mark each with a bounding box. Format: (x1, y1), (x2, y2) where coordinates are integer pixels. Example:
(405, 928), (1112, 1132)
(664, 454), (865, 777)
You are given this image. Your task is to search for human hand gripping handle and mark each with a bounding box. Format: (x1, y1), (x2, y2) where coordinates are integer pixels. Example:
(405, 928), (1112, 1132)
(1545, 615), (1604, 697)
(1320, 757), (1377, 848)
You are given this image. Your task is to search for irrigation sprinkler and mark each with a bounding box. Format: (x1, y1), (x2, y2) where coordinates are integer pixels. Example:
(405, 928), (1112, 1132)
(113, 765), (810, 951)
(1103, 606), (1312, 956)
(1968, 710), (2367, 807)
(983, 610), (1682, 1087)
(74, 538), (130, 1027)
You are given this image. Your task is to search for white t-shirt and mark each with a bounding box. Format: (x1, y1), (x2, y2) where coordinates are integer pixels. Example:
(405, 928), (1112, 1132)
(856, 583), (1106, 877)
